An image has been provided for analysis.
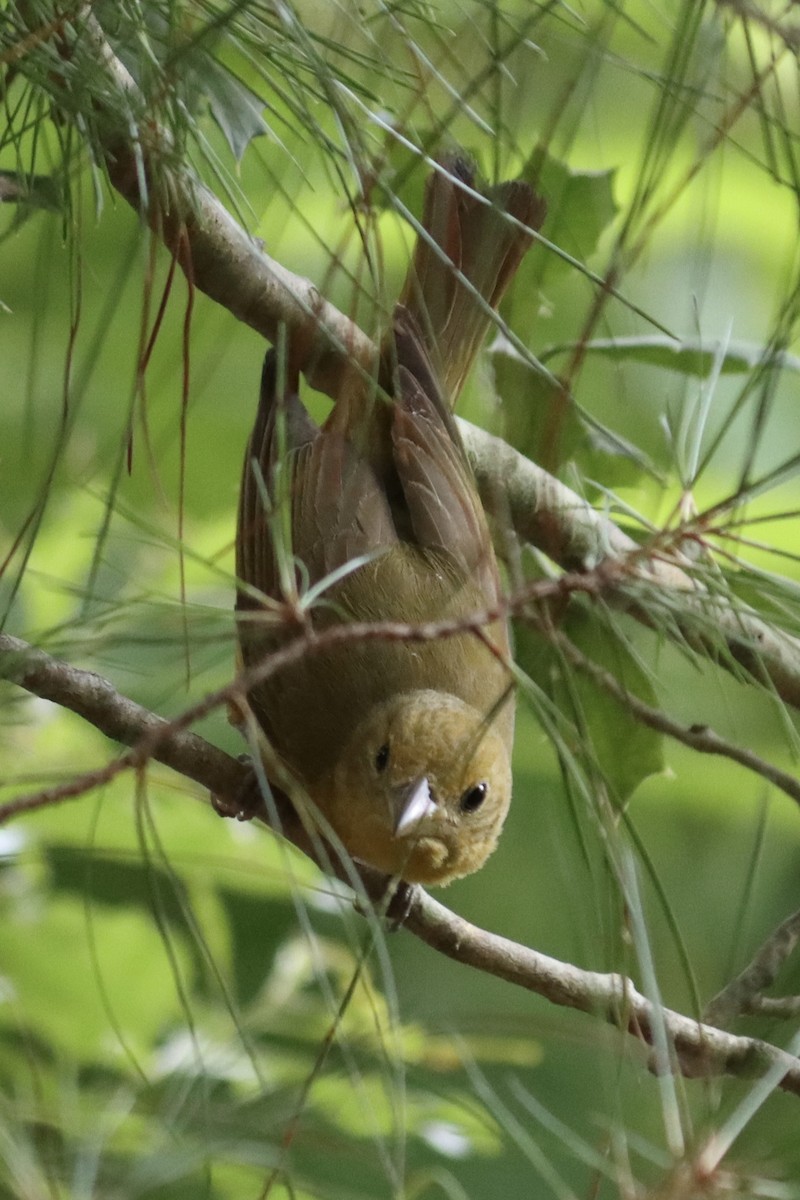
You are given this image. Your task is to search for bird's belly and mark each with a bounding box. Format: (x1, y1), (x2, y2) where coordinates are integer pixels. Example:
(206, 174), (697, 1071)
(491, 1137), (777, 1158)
(245, 550), (512, 783)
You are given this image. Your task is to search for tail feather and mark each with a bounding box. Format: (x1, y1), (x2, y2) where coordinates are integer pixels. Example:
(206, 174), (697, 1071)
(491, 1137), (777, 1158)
(398, 159), (546, 405)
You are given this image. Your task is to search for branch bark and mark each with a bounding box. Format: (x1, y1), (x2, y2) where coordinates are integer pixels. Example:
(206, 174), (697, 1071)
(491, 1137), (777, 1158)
(460, 422), (800, 711)
(0, 632), (250, 817)
(2, 630), (800, 1097)
(71, 6), (376, 398)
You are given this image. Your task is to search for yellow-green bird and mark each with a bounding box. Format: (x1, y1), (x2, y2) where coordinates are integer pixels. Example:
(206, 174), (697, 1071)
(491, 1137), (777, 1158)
(236, 160), (545, 885)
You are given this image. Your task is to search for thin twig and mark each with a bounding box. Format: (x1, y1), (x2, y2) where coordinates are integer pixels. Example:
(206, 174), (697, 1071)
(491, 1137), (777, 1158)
(0, 570), (597, 820)
(705, 908), (800, 1027)
(0, 632), (250, 810)
(715, 0), (800, 52)
(540, 622), (800, 812)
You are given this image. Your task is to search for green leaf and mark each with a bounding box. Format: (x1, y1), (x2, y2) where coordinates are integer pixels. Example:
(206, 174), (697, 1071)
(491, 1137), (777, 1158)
(519, 148), (618, 284)
(539, 335), (800, 378)
(516, 607), (665, 803)
(200, 61), (269, 162)
(491, 341), (585, 466)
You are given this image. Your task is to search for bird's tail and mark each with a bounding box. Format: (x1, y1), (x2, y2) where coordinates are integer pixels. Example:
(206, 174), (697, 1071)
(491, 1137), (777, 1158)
(396, 157), (546, 406)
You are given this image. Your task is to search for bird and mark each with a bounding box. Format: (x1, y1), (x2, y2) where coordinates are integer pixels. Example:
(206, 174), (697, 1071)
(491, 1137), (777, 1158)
(235, 159), (545, 885)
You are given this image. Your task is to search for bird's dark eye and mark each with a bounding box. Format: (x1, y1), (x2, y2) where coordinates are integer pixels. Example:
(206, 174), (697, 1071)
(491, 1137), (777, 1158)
(460, 782), (488, 813)
(375, 743), (390, 773)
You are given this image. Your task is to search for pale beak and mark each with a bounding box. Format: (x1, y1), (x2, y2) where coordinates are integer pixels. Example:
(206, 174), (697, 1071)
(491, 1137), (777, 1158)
(393, 777), (437, 837)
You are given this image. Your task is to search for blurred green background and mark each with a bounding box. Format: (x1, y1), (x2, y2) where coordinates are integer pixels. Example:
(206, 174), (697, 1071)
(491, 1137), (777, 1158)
(1, 0), (800, 1196)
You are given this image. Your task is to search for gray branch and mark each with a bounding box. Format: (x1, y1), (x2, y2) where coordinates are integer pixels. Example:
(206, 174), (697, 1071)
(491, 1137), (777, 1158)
(73, 7), (377, 398)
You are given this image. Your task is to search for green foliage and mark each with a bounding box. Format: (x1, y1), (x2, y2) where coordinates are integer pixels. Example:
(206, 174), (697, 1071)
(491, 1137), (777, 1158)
(200, 60), (271, 162)
(2, 0), (800, 1197)
(516, 604), (666, 805)
(520, 149), (619, 287)
(491, 336), (662, 482)
(0, 781), (547, 1198)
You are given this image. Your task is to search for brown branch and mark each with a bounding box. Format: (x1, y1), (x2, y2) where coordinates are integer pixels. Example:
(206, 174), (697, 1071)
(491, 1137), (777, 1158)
(0, 632), (250, 813)
(2, 630), (800, 1096)
(8, 1), (800, 1107)
(401, 889), (800, 1096)
(0, 571), (594, 820)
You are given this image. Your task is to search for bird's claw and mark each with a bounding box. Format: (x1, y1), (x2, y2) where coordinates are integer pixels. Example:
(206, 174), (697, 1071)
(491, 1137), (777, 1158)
(211, 757), (268, 822)
(386, 880), (418, 930)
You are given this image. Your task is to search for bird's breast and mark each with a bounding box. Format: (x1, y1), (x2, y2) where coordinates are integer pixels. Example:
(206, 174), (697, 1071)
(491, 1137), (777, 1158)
(247, 544), (512, 784)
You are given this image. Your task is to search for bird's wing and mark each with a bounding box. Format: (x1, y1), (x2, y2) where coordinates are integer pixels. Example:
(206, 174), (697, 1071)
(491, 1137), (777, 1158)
(388, 315), (502, 606)
(236, 350), (396, 607)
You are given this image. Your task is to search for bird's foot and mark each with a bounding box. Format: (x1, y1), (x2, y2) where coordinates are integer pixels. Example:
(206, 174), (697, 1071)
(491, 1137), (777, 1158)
(211, 756), (268, 822)
(386, 880), (418, 930)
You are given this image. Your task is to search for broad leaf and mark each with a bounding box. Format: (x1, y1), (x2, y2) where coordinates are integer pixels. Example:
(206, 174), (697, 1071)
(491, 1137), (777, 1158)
(519, 148), (618, 285)
(516, 605), (665, 804)
(198, 60), (270, 162)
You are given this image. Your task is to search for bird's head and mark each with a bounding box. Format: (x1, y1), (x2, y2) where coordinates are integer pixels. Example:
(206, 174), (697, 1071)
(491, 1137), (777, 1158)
(325, 689), (512, 885)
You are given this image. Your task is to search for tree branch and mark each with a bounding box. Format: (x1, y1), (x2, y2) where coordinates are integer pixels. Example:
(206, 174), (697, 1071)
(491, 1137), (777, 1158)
(0, 632), (250, 816)
(401, 889), (800, 1096)
(2, 631), (800, 1097)
(69, 6), (376, 398)
(461, 421), (800, 710)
